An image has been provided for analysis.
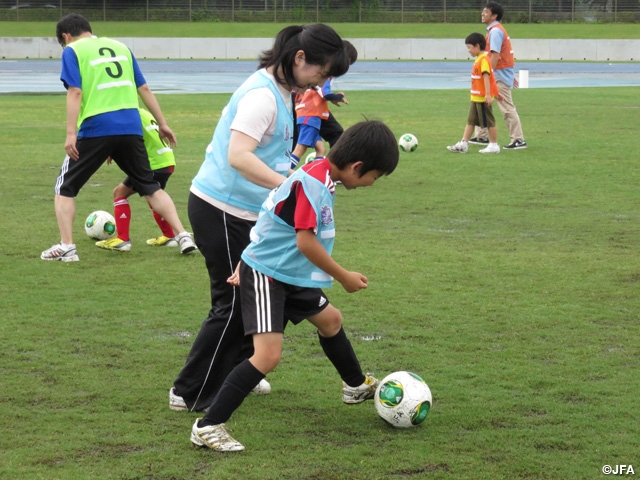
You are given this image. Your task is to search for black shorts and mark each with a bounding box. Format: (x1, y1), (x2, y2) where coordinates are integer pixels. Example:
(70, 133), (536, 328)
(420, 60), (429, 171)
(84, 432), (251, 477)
(123, 165), (174, 192)
(239, 261), (330, 335)
(55, 135), (160, 198)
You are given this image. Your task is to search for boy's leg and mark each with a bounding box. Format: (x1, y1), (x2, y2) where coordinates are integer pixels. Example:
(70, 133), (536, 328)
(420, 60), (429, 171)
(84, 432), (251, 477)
(110, 136), (195, 253)
(190, 358), (263, 452)
(308, 305), (377, 402)
(96, 181), (135, 251)
(320, 113), (344, 147)
(113, 182), (135, 242)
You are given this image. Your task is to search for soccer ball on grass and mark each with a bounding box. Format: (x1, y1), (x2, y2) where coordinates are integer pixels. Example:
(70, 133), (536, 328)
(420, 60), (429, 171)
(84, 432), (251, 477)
(85, 210), (116, 240)
(398, 133), (418, 152)
(374, 371), (432, 428)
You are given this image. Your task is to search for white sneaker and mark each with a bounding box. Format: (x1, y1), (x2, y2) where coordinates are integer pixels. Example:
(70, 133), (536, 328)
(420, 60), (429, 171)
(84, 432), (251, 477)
(479, 143), (501, 154)
(190, 419), (245, 452)
(342, 375), (379, 404)
(251, 378), (271, 395)
(169, 387), (188, 411)
(446, 141), (468, 153)
(40, 243), (79, 262)
(175, 232), (197, 254)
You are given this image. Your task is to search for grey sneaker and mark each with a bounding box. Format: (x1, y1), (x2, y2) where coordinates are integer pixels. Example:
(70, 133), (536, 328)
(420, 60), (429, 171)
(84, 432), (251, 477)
(190, 419), (245, 452)
(503, 139), (527, 150)
(342, 375), (379, 404)
(40, 243), (79, 262)
(469, 137), (489, 145)
(251, 378), (271, 395)
(169, 387), (188, 411)
(175, 232), (197, 254)
(446, 141), (468, 153)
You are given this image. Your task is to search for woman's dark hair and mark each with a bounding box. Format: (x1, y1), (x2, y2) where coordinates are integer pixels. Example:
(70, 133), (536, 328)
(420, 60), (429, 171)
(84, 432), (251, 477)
(258, 24), (350, 89)
(56, 13), (92, 46)
(329, 120), (399, 176)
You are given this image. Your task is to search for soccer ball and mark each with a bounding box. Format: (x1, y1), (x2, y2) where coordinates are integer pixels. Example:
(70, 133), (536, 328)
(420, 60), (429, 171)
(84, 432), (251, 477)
(375, 371), (432, 428)
(398, 133), (418, 152)
(85, 210), (116, 240)
(305, 151), (317, 164)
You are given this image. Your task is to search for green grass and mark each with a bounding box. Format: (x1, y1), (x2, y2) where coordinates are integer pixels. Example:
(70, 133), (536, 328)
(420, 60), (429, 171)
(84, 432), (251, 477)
(2, 21), (640, 38)
(1, 87), (639, 479)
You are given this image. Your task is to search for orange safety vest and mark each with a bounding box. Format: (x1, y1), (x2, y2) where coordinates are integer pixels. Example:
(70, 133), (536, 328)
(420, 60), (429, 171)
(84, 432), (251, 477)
(470, 53), (499, 100)
(294, 87), (330, 120)
(485, 23), (515, 70)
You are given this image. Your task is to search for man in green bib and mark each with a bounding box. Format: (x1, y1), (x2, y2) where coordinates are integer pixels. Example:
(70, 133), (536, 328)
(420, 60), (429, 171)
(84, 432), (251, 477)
(41, 13), (196, 262)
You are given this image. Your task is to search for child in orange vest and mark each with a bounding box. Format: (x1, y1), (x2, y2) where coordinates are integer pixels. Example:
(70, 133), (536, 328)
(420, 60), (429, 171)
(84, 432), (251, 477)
(447, 32), (501, 154)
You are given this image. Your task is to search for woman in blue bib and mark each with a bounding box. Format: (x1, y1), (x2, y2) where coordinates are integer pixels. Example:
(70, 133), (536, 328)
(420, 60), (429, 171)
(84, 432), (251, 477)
(170, 24), (352, 413)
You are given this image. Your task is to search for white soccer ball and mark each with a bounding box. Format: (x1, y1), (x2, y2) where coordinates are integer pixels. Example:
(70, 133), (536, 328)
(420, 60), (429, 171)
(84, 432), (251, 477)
(375, 371), (432, 428)
(305, 151), (317, 164)
(85, 210), (116, 240)
(398, 133), (418, 152)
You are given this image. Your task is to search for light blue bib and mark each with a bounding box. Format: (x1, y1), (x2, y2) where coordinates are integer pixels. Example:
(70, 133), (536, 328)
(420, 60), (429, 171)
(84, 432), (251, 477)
(242, 168), (335, 288)
(192, 70), (293, 213)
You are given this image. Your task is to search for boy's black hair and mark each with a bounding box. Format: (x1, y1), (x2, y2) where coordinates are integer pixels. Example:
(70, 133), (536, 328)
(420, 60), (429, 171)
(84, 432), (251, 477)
(328, 120), (399, 176)
(484, 2), (504, 21)
(465, 32), (487, 51)
(56, 13), (92, 47)
(258, 24), (350, 89)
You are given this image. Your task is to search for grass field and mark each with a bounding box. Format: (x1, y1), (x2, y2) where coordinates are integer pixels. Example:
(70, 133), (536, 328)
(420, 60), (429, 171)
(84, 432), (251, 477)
(1, 86), (640, 479)
(2, 21), (640, 39)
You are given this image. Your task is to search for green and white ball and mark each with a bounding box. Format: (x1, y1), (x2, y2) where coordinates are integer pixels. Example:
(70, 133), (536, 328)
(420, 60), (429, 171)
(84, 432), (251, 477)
(85, 210), (117, 240)
(398, 133), (418, 152)
(375, 371), (432, 428)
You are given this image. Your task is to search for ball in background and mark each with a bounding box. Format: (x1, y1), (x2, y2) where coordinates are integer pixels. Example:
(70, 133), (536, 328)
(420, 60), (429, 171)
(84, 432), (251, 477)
(398, 133), (418, 152)
(305, 151), (318, 164)
(85, 211), (117, 240)
(375, 371), (432, 428)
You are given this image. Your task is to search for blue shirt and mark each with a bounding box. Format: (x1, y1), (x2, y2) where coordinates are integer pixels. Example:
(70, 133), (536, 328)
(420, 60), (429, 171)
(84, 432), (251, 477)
(61, 43), (146, 138)
(486, 21), (515, 86)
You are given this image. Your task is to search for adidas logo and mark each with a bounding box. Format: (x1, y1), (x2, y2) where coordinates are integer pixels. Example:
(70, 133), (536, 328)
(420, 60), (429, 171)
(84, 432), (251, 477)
(119, 213), (128, 219)
(318, 297), (327, 307)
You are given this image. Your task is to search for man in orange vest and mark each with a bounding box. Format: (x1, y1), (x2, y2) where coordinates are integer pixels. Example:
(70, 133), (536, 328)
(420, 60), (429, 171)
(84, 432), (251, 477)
(470, 2), (527, 150)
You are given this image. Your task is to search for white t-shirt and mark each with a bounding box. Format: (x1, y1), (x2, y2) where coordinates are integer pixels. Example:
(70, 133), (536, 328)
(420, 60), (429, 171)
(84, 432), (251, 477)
(230, 69), (292, 147)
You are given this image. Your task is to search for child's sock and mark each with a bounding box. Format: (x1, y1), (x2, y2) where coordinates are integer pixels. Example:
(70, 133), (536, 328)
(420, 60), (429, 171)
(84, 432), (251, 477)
(113, 197), (131, 241)
(198, 359), (265, 427)
(152, 210), (175, 238)
(318, 327), (365, 387)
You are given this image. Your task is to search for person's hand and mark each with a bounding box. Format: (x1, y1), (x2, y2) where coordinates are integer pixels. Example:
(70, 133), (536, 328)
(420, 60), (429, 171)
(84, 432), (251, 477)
(513, 78), (519, 88)
(65, 133), (79, 160)
(227, 263), (241, 286)
(486, 96), (494, 107)
(339, 271), (368, 293)
(331, 93), (348, 106)
(159, 124), (177, 148)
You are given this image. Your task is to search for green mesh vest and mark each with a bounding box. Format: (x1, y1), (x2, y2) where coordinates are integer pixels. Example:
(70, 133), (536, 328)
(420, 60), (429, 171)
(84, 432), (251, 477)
(69, 37), (139, 128)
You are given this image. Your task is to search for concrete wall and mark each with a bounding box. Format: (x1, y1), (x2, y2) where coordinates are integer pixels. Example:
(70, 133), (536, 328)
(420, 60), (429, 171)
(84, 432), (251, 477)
(1, 37), (637, 61)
